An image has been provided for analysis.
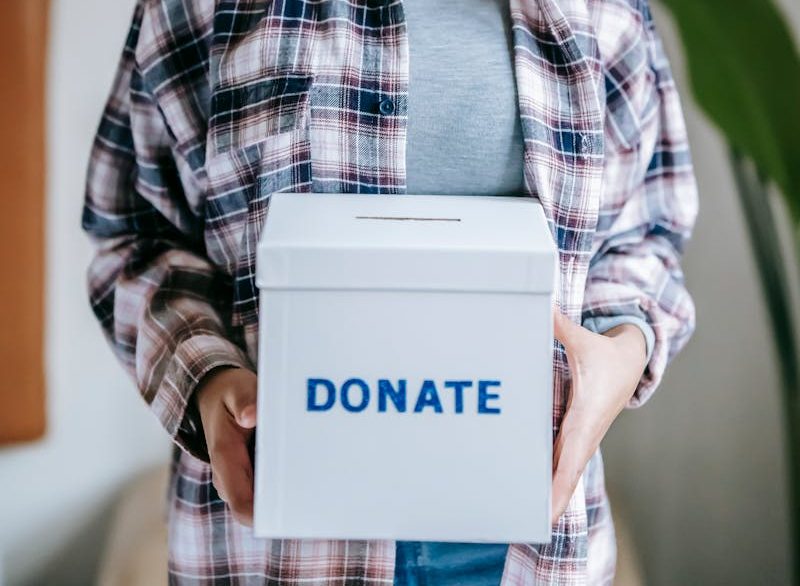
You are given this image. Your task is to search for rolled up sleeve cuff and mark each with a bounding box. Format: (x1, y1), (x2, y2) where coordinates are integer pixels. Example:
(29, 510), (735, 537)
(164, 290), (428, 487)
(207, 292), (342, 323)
(150, 333), (252, 461)
(582, 314), (655, 362)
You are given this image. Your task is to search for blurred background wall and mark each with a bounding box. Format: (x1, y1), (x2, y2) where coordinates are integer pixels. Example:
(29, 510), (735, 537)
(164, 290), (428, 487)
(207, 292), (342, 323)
(603, 1), (799, 584)
(0, 0), (797, 585)
(0, 1), (168, 585)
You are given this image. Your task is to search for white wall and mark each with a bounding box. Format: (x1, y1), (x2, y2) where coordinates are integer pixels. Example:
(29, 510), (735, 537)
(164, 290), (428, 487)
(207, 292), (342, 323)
(0, 1), (169, 584)
(603, 1), (800, 584)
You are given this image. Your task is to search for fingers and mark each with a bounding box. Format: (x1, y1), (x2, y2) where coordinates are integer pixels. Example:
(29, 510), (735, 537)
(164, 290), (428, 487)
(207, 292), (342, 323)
(209, 419), (255, 526)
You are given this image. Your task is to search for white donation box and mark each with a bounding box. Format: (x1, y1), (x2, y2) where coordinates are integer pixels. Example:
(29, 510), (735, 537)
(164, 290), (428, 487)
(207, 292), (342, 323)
(254, 193), (556, 543)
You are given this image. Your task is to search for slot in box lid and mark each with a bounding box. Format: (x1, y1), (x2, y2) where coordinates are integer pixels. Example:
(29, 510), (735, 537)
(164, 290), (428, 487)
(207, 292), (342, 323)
(256, 193), (556, 293)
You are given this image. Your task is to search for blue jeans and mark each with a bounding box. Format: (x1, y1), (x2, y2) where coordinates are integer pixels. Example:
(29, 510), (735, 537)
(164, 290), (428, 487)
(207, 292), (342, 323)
(393, 541), (508, 585)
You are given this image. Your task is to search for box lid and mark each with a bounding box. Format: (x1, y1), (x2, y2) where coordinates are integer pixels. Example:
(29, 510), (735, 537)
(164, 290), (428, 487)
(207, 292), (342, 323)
(256, 193), (556, 293)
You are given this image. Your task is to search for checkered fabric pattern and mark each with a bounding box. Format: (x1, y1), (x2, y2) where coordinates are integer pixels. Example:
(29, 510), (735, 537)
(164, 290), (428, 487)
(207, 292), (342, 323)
(83, 0), (698, 583)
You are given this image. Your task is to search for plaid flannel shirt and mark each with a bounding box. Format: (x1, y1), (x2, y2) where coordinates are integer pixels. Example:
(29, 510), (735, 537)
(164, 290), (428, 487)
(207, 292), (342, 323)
(83, 0), (698, 583)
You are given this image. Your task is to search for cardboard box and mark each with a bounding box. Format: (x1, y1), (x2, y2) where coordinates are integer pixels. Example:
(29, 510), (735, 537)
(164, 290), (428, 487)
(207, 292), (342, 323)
(254, 193), (555, 543)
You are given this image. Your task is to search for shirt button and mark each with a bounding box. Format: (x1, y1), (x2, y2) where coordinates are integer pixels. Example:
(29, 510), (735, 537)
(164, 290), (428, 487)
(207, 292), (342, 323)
(378, 97), (395, 116)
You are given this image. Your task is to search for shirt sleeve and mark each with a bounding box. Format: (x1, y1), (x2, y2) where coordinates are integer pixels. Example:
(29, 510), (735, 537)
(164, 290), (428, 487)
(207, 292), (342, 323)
(82, 2), (250, 459)
(582, 1), (699, 407)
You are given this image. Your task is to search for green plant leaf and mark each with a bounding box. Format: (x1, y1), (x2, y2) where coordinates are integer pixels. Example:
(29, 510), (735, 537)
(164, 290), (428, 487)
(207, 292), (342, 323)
(658, 0), (800, 224)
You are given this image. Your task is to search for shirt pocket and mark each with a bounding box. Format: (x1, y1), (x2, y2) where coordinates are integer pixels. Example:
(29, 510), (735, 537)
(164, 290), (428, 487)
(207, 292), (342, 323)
(203, 72), (314, 329)
(208, 73), (313, 157)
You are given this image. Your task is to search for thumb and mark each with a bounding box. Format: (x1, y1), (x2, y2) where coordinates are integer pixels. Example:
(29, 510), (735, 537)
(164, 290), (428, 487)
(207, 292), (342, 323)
(234, 403), (257, 430)
(553, 309), (582, 350)
(221, 370), (258, 429)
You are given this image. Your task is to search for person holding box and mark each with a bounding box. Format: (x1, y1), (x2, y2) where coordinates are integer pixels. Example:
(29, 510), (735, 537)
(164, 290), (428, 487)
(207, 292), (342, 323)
(82, 0), (697, 583)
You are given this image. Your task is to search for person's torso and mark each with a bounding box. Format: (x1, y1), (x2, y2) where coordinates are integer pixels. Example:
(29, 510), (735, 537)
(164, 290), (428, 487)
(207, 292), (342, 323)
(199, 0), (606, 337)
(161, 1), (622, 580)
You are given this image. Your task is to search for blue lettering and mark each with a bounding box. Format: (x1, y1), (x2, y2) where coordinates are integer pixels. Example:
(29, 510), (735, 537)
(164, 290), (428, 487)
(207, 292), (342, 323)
(444, 380), (472, 413)
(478, 380), (502, 414)
(307, 378), (336, 411)
(413, 379), (443, 413)
(378, 379), (406, 412)
(305, 377), (502, 414)
(341, 378), (370, 412)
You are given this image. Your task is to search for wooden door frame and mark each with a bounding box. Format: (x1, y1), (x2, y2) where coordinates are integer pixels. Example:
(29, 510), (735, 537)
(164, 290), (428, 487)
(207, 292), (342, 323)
(0, 1), (49, 444)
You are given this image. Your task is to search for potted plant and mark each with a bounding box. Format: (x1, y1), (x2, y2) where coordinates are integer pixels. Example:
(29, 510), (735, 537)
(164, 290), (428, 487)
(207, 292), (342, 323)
(659, 0), (800, 580)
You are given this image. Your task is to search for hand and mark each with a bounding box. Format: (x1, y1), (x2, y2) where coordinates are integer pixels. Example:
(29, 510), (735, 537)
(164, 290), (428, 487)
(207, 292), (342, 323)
(551, 312), (648, 524)
(196, 366), (258, 526)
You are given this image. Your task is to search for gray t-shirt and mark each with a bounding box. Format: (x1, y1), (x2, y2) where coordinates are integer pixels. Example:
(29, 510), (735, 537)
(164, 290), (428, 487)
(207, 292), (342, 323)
(404, 0), (525, 196)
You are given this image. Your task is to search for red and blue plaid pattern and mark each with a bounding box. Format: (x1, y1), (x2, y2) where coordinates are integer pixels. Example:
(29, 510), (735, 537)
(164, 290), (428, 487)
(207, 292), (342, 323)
(83, 0), (697, 583)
